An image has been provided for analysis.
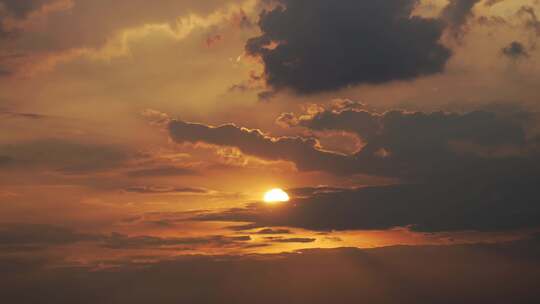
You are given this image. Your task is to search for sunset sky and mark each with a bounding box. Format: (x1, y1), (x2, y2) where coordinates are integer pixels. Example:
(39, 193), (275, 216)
(2, 0), (540, 303)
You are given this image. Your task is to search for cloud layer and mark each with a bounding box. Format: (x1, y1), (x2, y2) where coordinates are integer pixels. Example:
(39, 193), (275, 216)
(170, 106), (539, 182)
(172, 105), (540, 233)
(194, 180), (540, 232)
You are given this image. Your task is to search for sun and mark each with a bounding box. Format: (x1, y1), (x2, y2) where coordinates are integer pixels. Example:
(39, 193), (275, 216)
(263, 188), (290, 203)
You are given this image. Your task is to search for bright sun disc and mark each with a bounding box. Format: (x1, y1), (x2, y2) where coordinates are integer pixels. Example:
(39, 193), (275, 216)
(263, 188), (290, 203)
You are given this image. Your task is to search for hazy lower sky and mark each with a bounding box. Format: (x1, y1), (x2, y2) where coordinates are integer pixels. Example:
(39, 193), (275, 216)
(2, 1), (540, 303)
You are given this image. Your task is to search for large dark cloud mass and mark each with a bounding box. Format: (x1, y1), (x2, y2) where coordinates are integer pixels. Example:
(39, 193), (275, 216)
(246, 0), (452, 94)
(124, 186), (208, 194)
(2, 238), (540, 304)
(289, 107), (537, 180)
(172, 106), (540, 232)
(170, 108), (538, 181)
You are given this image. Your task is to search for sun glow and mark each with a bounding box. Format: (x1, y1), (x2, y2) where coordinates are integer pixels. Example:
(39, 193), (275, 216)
(263, 188), (290, 203)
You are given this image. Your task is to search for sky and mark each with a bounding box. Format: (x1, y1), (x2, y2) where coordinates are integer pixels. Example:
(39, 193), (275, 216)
(1, 0), (540, 302)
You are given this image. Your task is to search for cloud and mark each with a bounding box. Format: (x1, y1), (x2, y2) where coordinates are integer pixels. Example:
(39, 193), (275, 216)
(168, 119), (351, 173)
(0, 223), (98, 246)
(194, 178), (540, 232)
(255, 228), (291, 235)
(518, 6), (540, 36)
(0, 66), (10, 75)
(483, 0), (506, 7)
(0, 0), (53, 47)
(0, 155), (13, 166)
(221, 177), (540, 232)
(2, 238), (540, 303)
(124, 186), (208, 194)
(169, 107), (537, 181)
(268, 237), (316, 243)
(0, 0), (53, 72)
(0, 110), (49, 119)
(440, 0), (481, 38)
(501, 41), (529, 59)
(0, 223), (253, 251)
(172, 105), (540, 233)
(126, 166), (197, 177)
(281, 106), (535, 180)
(287, 186), (350, 197)
(245, 0), (451, 94)
(0, 0), (51, 18)
(101, 233), (251, 250)
(0, 139), (128, 174)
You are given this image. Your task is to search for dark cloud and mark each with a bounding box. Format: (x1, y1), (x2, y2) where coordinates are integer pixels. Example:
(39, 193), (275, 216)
(258, 90), (277, 101)
(126, 166), (197, 177)
(124, 186), (208, 194)
(0, 155), (13, 166)
(269, 237), (316, 243)
(144, 220), (174, 227)
(0, 0), (50, 18)
(246, 0), (451, 94)
(284, 107), (535, 180)
(256, 228), (291, 235)
(501, 41), (529, 59)
(0, 223), (254, 252)
(287, 186), (348, 197)
(0, 68), (10, 76)
(173, 106), (540, 233)
(2, 238), (540, 304)
(230, 9), (254, 29)
(168, 120), (351, 173)
(226, 223), (263, 231)
(170, 108), (537, 181)
(483, 0), (506, 7)
(518, 6), (540, 36)
(0, 223), (98, 246)
(0, 0), (50, 63)
(440, 0), (481, 37)
(0, 110), (49, 119)
(101, 233), (251, 250)
(0, 53), (25, 76)
(194, 179), (540, 232)
(0, 25), (10, 39)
